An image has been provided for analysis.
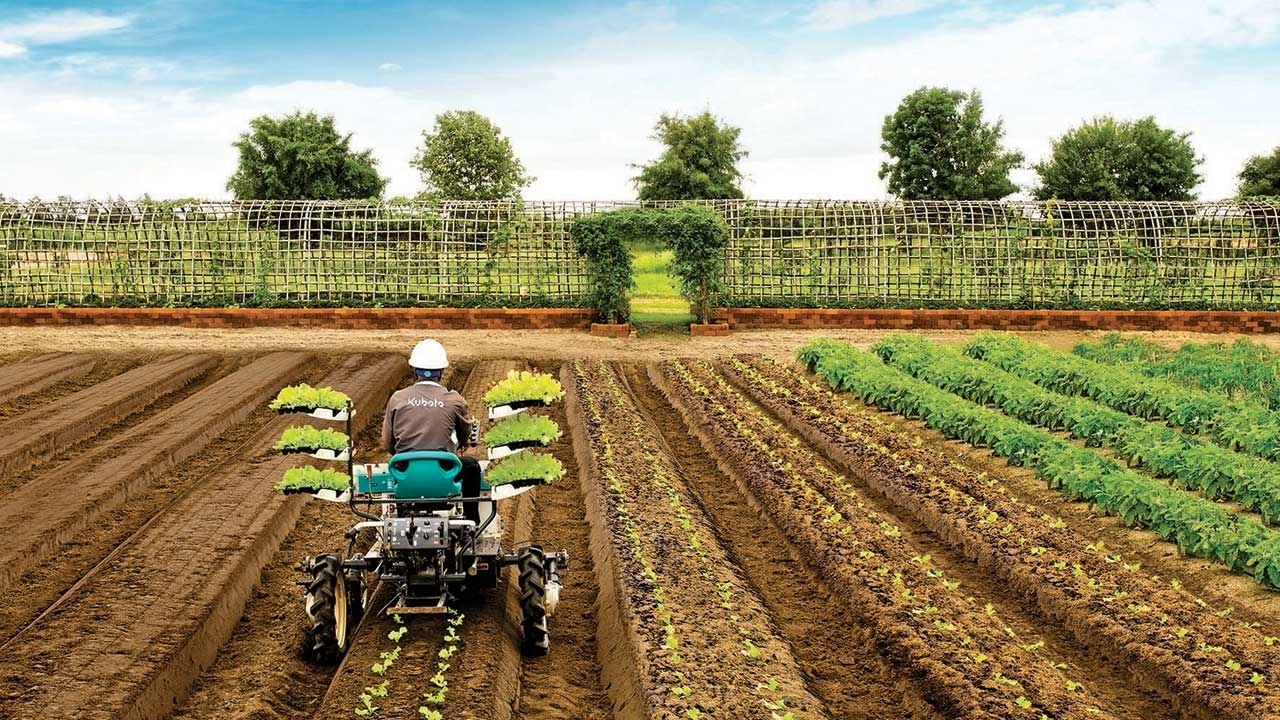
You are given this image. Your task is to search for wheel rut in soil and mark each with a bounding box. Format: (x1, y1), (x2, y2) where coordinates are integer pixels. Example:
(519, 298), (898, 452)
(0, 352), (217, 477)
(656, 359), (1170, 719)
(0, 351), (314, 601)
(0, 353), (92, 404)
(0, 354), (403, 720)
(311, 360), (525, 720)
(621, 362), (936, 720)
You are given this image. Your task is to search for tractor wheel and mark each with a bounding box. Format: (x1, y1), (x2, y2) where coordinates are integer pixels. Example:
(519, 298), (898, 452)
(303, 554), (356, 665)
(517, 546), (550, 657)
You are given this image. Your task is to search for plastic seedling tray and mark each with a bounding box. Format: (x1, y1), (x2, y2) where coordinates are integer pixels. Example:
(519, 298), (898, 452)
(491, 483), (538, 501)
(308, 407), (351, 422)
(487, 399), (548, 421)
(486, 439), (544, 461)
(278, 446), (350, 461)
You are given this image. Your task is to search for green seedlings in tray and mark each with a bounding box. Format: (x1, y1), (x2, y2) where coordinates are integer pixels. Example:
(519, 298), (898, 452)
(486, 451), (565, 486)
(275, 466), (350, 493)
(270, 383), (350, 412)
(483, 370), (565, 406)
(274, 425), (350, 453)
(483, 413), (562, 447)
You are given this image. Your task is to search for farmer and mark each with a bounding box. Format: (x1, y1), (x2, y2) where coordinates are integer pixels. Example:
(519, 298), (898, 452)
(383, 338), (482, 515)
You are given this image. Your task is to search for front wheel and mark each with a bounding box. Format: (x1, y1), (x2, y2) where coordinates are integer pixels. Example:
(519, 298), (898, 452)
(517, 546), (550, 657)
(303, 554), (361, 665)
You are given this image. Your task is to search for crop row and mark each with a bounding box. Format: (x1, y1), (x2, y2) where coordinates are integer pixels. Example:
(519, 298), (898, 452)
(725, 353), (1280, 720)
(569, 360), (819, 720)
(968, 333), (1280, 464)
(874, 335), (1280, 525)
(1074, 334), (1280, 410)
(798, 340), (1280, 591)
(661, 358), (1114, 719)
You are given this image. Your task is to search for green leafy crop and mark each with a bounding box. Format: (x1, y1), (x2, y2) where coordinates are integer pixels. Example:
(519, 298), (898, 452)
(485, 451), (564, 486)
(483, 370), (564, 406)
(482, 414), (562, 447)
(274, 466), (350, 493)
(269, 383), (350, 412)
(273, 425), (350, 453)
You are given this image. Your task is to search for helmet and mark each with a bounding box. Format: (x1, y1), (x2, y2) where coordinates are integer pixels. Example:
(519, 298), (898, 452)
(408, 338), (449, 370)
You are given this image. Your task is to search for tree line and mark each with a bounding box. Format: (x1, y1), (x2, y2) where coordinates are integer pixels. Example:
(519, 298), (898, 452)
(226, 86), (1280, 203)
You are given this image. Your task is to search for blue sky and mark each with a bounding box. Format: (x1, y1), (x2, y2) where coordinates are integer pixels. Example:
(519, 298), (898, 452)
(1, 0), (1278, 199)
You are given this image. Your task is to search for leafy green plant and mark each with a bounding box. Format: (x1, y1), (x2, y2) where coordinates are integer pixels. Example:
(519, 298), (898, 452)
(482, 413), (562, 447)
(274, 425), (350, 453)
(483, 370), (564, 406)
(275, 466), (350, 493)
(486, 451), (565, 486)
(798, 339), (1280, 589)
(270, 383), (350, 412)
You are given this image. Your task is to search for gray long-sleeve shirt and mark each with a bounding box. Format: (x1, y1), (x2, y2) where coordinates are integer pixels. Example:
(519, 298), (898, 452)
(382, 381), (472, 455)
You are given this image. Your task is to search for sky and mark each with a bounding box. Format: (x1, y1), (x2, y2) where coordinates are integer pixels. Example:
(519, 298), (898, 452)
(0, 0), (1277, 201)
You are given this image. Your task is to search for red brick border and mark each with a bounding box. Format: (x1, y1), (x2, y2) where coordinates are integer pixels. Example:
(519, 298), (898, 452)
(0, 307), (594, 330)
(715, 308), (1280, 334)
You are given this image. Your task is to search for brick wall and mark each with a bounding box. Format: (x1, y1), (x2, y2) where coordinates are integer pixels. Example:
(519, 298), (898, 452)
(715, 308), (1280, 334)
(0, 307), (594, 330)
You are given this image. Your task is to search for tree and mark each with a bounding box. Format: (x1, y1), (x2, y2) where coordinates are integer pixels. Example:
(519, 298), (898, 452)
(226, 111), (386, 200)
(1239, 147), (1280, 198)
(1033, 116), (1202, 201)
(411, 111), (532, 200)
(879, 87), (1023, 200)
(632, 111), (747, 201)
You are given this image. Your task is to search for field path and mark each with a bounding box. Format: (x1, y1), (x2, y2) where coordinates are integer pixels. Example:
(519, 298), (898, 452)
(0, 354), (402, 720)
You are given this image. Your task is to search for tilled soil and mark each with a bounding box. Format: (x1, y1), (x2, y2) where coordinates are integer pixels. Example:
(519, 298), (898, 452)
(0, 354), (403, 720)
(717, 355), (1280, 720)
(0, 352), (92, 406)
(659, 358), (1175, 718)
(621, 363), (937, 720)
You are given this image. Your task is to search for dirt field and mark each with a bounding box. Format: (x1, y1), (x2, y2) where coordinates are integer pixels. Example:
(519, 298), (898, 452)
(1, 326), (1278, 719)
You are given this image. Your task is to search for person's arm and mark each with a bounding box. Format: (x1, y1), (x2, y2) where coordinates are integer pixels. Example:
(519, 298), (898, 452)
(382, 398), (396, 454)
(455, 396), (473, 449)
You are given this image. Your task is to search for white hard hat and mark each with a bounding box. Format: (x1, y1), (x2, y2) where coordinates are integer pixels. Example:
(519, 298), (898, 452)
(408, 338), (449, 370)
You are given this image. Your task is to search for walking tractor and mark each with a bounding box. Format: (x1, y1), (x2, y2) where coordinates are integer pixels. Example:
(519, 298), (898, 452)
(269, 371), (570, 663)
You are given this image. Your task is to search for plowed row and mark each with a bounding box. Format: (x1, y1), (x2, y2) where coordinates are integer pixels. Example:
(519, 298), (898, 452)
(3, 349), (1276, 720)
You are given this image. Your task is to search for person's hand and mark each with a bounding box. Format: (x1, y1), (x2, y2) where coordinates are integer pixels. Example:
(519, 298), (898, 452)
(468, 418), (479, 447)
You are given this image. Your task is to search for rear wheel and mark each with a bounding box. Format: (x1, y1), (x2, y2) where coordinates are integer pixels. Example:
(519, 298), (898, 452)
(517, 545), (550, 657)
(304, 554), (359, 665)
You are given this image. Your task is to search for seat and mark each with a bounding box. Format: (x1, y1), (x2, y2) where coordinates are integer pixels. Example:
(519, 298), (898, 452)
(388, 450), (463, 500)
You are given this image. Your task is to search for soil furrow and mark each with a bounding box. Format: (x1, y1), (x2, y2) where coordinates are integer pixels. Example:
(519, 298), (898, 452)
(0, 351), (314, 597)
(622, 362), (936, 720)
(509, 361), (609, 720)
(721, 355), (1280, 719)
(659, 358), (1156, 718)
(0, 352), (217, 477)
(0, 353), (92, 404)
(568, 360), (829, 720)
(0, 354), (403, 720)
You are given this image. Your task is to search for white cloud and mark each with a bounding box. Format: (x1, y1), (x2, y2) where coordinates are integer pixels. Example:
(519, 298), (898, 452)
(1, 0), (1278, 201)
(378, 62), (402, 72)
(0, 10), (130, 57)
(803, 0), (944, 30)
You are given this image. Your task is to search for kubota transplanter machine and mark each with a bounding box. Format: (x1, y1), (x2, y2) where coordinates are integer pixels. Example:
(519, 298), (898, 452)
(268, 376), (568, 664)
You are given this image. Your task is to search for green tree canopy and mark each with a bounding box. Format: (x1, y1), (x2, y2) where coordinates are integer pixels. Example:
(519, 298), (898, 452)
(632, 111), (747, 200)
(878, 87), (1023, 200)
(1238, 147), (1280, 198)
(411, 111), (532, 200)
(1033, 116), (1203, 201)
(226, 111), (386, 200)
